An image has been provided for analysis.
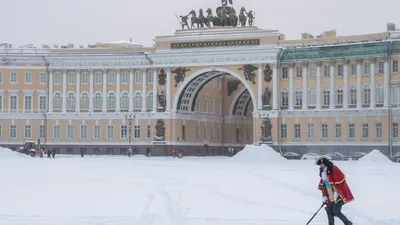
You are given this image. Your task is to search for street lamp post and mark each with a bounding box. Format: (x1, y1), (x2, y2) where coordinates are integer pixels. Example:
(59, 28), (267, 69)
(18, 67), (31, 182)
(125, 113), (136, 157)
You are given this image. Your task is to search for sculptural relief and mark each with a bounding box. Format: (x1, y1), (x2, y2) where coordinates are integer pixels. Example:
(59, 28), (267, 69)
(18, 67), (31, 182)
(238, 64), (257, 85)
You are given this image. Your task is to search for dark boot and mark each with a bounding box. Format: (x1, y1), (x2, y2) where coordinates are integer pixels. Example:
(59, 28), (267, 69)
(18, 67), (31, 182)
(325, 207), (335, 225)
(336, 212), (352, 225)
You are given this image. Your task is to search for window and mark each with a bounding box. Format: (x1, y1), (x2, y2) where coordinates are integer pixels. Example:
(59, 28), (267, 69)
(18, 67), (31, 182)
(218, 126), (221, 141)
(309, 87), (317, 105)
(377, 85), (384, 104)
(148, 71), (153, 84)
(94, 125), (101, 139)
(95, 93), (102, 109)
(211, 126), (215, 140)
(309, 65), (317, 78)
(182, 125), (186, 141)
(0, 94), (2, 111)
(122, 72), (129, 84)
(121, 125), (128, 139)
(67, 125), (74, 139)
(217, 101), (222, 114)
(364, 85), (371, 105)
(295, 88), (302, 107)
(80, 125), (88, 139)
(281, 89), (288, 107)
(296, 66), (302, 78)
(0, 72), (3, 83)
(280, 124), (287, 138)
(10, 72), (17, 83)
(294, 124), (301, 139)
(81, 72), (88, 84)
(95, 72), (102, 84)
(393, 60), (398, 72)
(204, 126), (208, 139)
(25, 72), (32, 84)
(196, 126), (200, 139)
(281, 67), (288, 79)
(211, 99), (215, 113)
(336, 88), (343, 106)
(53, 125), (60, 139)
(67, 93), (75, 109)
(218, 79), (222, 89)
(39, 125), (46, 139)
(324, 65), (330, 77)
(54, 93), (62, 109)
(323, 89), (330, 106)
(10, 125), (16, 138)
(121, 93), (129, 110)
(147, 125), (151, 139)
(24, 96), (32, 111)
(108, 93), (116, 109)
(81, 93), (89, 110)
(321, 124), (328, 139)
(68, 72), (75, 84)
(350, 86), (357, 105)
(54, 72), (61, 84)
(135, 93), (142, 109)
(335, 124), (341, 138)
(39, 96), (47, 111)
(235, 128), (239, 143)
(10, 95), (17, 111)
(108, 72), (116, 84)
(24, 125), (31, 138)
(211, 80), (215, 89)
(135, 71), (142, 83)
(307, 124), (314, 139)
(348, 124), (355, 138)
(134, 125), (140, 139)
(393, 122), (399, 138)
(148, 92), (154, 110)
(195, 98), (200, 112)
(204, 97), (208, 112)
(392, 86), (399, 105)
(376, 123), (382, 138)
(0, 125), (1, 138)
(364, 62), (370, 75)
(107, 125), (114, 139)
(362, 123), (369, 138)
(337, 65), (343, 77)
(40, 72), (47, 84)
(378, 61), (384, 74)
(350, 63), (356, 75)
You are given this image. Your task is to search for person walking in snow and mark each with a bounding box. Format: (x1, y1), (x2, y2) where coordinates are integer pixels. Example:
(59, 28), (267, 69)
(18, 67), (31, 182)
(52, 149), (56, 158)
(316, 156), (354, 225)
(47, 149), (52, 158)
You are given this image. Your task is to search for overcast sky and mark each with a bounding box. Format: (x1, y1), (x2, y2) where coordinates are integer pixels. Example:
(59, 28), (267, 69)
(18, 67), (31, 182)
(1, 0), (400, 48)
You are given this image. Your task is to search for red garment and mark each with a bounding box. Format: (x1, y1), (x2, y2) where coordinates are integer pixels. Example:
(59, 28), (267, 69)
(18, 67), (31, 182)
(318, 166), (354, 206)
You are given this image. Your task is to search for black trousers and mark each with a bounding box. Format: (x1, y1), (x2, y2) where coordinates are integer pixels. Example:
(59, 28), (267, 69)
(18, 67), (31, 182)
(325, 206), (352, 225)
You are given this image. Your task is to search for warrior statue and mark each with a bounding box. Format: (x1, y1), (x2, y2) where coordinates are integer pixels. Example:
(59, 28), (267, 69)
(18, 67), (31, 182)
(180, 15), (190, 29)
(246, 10), (254, 26)
(221, 0), (233, 6)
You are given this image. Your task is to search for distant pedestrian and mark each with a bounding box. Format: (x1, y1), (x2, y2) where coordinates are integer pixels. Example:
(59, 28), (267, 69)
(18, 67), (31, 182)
(172, 149), (177, 158)
(47, 149), (52, 158)
(52, 149), (56, 158)
(80, 149), (85, 158)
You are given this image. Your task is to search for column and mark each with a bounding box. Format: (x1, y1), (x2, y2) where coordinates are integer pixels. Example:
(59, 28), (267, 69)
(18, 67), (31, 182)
(89, 69), (94, 112)
(102, 69), (108, 113)
(116, 68), (121, 113)
(257, 64), (263, 110)
(343, 60), (349, 109)
(75, 69), (81, 113)
(356, 59), (362, 108)
(48, 69), (54, 113)
(329, 60), (335, 109)
(302, 62), (308, 110)
(272, 63), (279, 110)
(370, 58), (376, 108)
(288, 63), (294, 110)
(153, 69), (158, 112)
(142, 68), (147, 112)
(129, 69), (134, 112)
(384, 57), (390, 107)
(316, 61), (321, 109)
(166, 67), (171, 112)
(62, 69), (67, 113)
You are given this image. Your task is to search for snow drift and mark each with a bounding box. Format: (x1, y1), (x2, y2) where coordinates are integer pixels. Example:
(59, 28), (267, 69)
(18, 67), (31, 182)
(358, 149), (392, 164)
(231, 144), (286, 163)
(0, 147), (29, 159)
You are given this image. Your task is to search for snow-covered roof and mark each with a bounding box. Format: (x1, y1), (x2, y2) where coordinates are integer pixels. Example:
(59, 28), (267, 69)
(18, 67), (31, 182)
(100, 40), (143, 48)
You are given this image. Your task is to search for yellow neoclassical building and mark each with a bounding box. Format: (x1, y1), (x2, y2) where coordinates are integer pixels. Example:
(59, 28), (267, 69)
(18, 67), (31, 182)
(1, 10), (400, 156)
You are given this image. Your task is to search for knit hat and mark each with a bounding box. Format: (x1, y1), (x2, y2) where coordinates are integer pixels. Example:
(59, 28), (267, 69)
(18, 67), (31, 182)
(315, 156), (332, 166)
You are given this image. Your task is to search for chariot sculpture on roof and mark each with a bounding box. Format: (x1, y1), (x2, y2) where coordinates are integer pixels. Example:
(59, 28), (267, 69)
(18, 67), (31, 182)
(177, 0), (255, 29)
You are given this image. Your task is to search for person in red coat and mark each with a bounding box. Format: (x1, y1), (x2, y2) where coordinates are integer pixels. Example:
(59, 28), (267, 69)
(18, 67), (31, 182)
(316, 156), (354, 225)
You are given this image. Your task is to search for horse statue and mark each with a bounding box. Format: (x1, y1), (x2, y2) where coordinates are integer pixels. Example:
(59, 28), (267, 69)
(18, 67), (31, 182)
(239, 7), (247, 27)
(229, 7), (238, 27)
(198, 9), (208, 28)
(189, 10), (199, 29)
(206, 8), (217, 27)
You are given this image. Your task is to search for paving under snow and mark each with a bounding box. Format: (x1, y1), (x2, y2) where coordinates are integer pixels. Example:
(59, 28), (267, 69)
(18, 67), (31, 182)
(231, 144), (286, 163)
(0, 147), (399, 225)
(358, 149), (393, 164)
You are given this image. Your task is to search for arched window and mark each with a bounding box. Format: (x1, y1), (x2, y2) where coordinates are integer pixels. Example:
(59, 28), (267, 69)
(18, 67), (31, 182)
(336, 86), (343, 106)
(281, 89), (288, 107)
(350, 85), (357, 105)
(364, 85), (371, 105)
(108, 92), (116, 109)
(323, 88), (330, 106)
(295, 88), (302, 107)
(95, 93), (102, 110)
(309, 87), (316, 106)
(121, 93), (129, 110)
(54, 93), (62, 109)
(135, 92), (142, 109)
(81, 93), (89, 110)
(148, 92), (153, 110)
(67, 93), (75, 109)
(377, 85), (384, 104)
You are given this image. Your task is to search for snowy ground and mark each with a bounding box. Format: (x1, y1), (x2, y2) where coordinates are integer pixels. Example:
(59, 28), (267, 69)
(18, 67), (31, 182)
(0, 147), (399, 225)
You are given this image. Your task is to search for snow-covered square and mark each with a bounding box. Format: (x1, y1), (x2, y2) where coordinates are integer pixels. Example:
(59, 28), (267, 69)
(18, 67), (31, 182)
(0, 146), (399, 225)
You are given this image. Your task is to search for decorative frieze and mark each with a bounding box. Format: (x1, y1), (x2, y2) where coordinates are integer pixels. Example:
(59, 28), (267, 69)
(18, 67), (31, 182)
(170, 39), (260, 49)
